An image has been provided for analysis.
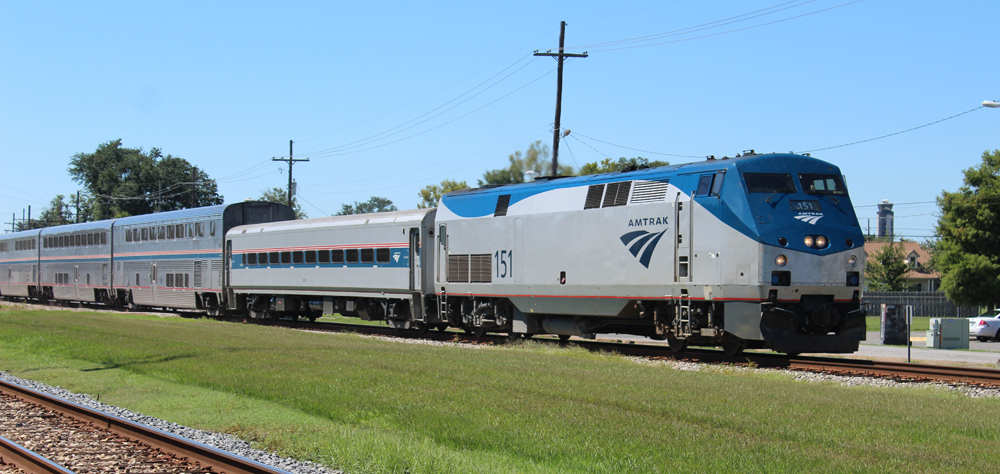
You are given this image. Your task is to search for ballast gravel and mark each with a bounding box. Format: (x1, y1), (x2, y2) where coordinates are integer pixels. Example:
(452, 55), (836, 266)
(0, 372), (340, 474)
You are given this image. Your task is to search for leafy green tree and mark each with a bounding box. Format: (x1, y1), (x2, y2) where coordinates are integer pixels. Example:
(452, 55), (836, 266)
(866, 241), (909, 291)
(337, 196), (398, 215)
(69, 139), (222, 219)
(418, 179), (468, 209)
(14, 194), (89, 230)
(933, 149), (1000, 309)
(478, 140), (574, 186)
(579, 157), (669, 175)
(258, 187), (306, 219)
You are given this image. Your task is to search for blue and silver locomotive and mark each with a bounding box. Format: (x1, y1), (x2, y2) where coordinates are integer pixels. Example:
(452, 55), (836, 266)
(225, 152), (866, 355)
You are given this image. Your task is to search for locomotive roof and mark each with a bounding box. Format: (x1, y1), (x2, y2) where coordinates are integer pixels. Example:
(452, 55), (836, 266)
(442, 152), (832, 200)
(229, 208), (434, 234)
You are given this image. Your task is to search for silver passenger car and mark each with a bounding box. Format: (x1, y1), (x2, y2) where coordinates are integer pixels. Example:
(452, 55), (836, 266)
(0, 229), (41, 298)
(226, 209), (438, 327)
(39, 220), (114, 302)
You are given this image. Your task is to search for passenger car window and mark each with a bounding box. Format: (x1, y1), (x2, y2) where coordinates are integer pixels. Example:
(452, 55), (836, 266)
(361, 249), (374, 264)
(346, 249), (359, 263)
(246, 253), (257, 265)
(743, 173), (796, 193)
(376, 248), (390, 263)
(798, 173), (846, 195)
(331, 250), (344, 264)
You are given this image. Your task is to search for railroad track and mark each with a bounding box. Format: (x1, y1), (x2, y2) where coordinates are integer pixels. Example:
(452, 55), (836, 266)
(0, 379), (291, 474)
(230, 317), (1000, 388)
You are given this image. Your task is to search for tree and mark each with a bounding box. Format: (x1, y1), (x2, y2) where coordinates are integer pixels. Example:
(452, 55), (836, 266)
(418, 179), (468, 209)
(478, 140), (574, 186)
(13, 194), (89, 230)
(579, 157), (669, 175)
(866, 241), (909, 291)
(933, 149), (1000, 309)
(258, 187), (306, 219)
(68, 139), (223, 219)
(337, 196), (398, 215)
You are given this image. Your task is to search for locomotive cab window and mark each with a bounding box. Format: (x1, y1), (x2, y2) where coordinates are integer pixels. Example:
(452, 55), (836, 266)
(743, 173), (796, 194)
(798, 173), (846, 195)
(695, 174), (714, 197)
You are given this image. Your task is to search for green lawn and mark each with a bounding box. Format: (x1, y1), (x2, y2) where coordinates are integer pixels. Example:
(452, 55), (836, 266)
(1, 306), (998, 473)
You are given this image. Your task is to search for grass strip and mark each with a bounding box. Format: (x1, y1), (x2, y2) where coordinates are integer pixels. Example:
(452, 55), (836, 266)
(0, 307), (998, 473)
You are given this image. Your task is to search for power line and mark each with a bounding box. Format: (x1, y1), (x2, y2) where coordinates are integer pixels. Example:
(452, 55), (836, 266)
(302, 56), (539, 156)
(570, 0), (815, 50)
(306, 68), (556, 158)
(569, 131), (704, 159)
(802, 106), (986, 152)
(582, 0), (863, 52)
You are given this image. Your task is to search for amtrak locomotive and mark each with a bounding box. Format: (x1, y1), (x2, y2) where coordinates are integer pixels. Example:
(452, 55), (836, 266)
(225, 152), (866, 355)
(2, 152), (866, 355)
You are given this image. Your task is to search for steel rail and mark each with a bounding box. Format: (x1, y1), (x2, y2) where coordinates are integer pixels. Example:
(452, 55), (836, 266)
(0, 380), (292, 474)
(0, 435), (75, 474)
(230, 317), (1000, 388)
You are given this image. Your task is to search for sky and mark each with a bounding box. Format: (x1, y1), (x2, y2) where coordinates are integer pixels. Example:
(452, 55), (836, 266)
(1, 0), (997, 240)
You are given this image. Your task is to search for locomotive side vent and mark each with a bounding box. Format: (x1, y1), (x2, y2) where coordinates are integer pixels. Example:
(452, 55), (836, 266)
(584, 184), (605, 209)
(494, 194), (511, 217)
(629, 180), (669, 204)
(448, 254), (470, 283)
(469, 254), (492, 283)
(602, 181), (633, 208)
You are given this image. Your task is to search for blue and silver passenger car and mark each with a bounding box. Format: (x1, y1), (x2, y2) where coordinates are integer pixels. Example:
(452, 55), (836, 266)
(0, 229), (41, 298)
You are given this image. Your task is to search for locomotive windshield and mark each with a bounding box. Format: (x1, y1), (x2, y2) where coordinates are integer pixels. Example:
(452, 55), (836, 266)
(743, 173), (796, 193)
(799, 173), (846, 195)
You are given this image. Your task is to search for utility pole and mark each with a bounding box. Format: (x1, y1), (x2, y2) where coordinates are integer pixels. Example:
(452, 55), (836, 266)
(534, 21), (588, 177)
(75, 191), (80, 224)
(272, 140), (309, 208)
(191, 166), (198, 208)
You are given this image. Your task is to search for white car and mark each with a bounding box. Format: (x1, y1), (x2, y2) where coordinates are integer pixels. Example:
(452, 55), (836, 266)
(969, 310), (1000, 342)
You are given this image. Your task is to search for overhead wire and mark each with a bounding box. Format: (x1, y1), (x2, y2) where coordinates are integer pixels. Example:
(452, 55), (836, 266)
(569, 0), (815, 50)
(305, 67), (557, 158)
(582, 0), (863, 52)
(301, 55), (539, 156)
(801, 106), (987, 152)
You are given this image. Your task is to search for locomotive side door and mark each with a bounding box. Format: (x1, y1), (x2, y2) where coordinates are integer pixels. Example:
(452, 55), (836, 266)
(409, 228), (423, 322)
(674, 192), (692, 282)
(224, 240), (233, 309)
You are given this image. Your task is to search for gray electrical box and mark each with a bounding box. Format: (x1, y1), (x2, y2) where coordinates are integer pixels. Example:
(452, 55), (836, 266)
(925, 318), (970, 350)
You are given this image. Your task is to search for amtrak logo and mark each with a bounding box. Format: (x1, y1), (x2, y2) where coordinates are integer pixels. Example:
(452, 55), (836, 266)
(392, 252), (401, 263)
(794, 213), (823, 225)
(620, 229), (668, 268)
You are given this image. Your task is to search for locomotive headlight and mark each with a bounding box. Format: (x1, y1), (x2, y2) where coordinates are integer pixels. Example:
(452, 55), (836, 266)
(775, 254), (787, 267)
(849, 255), (857, 267)
(815, 235), (828, 249)
(803, 236), (814, 248)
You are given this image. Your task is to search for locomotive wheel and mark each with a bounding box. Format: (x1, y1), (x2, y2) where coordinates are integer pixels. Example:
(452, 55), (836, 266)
(472, 326), (487, 338)
(558, 334), (571, 342)
(435, 324), (449, 332)
(722, 336), (747, 356)
(666, 336), (687, 353)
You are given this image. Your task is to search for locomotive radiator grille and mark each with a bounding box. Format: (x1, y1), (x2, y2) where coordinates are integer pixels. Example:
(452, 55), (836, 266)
(447, 254), (492, 283)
